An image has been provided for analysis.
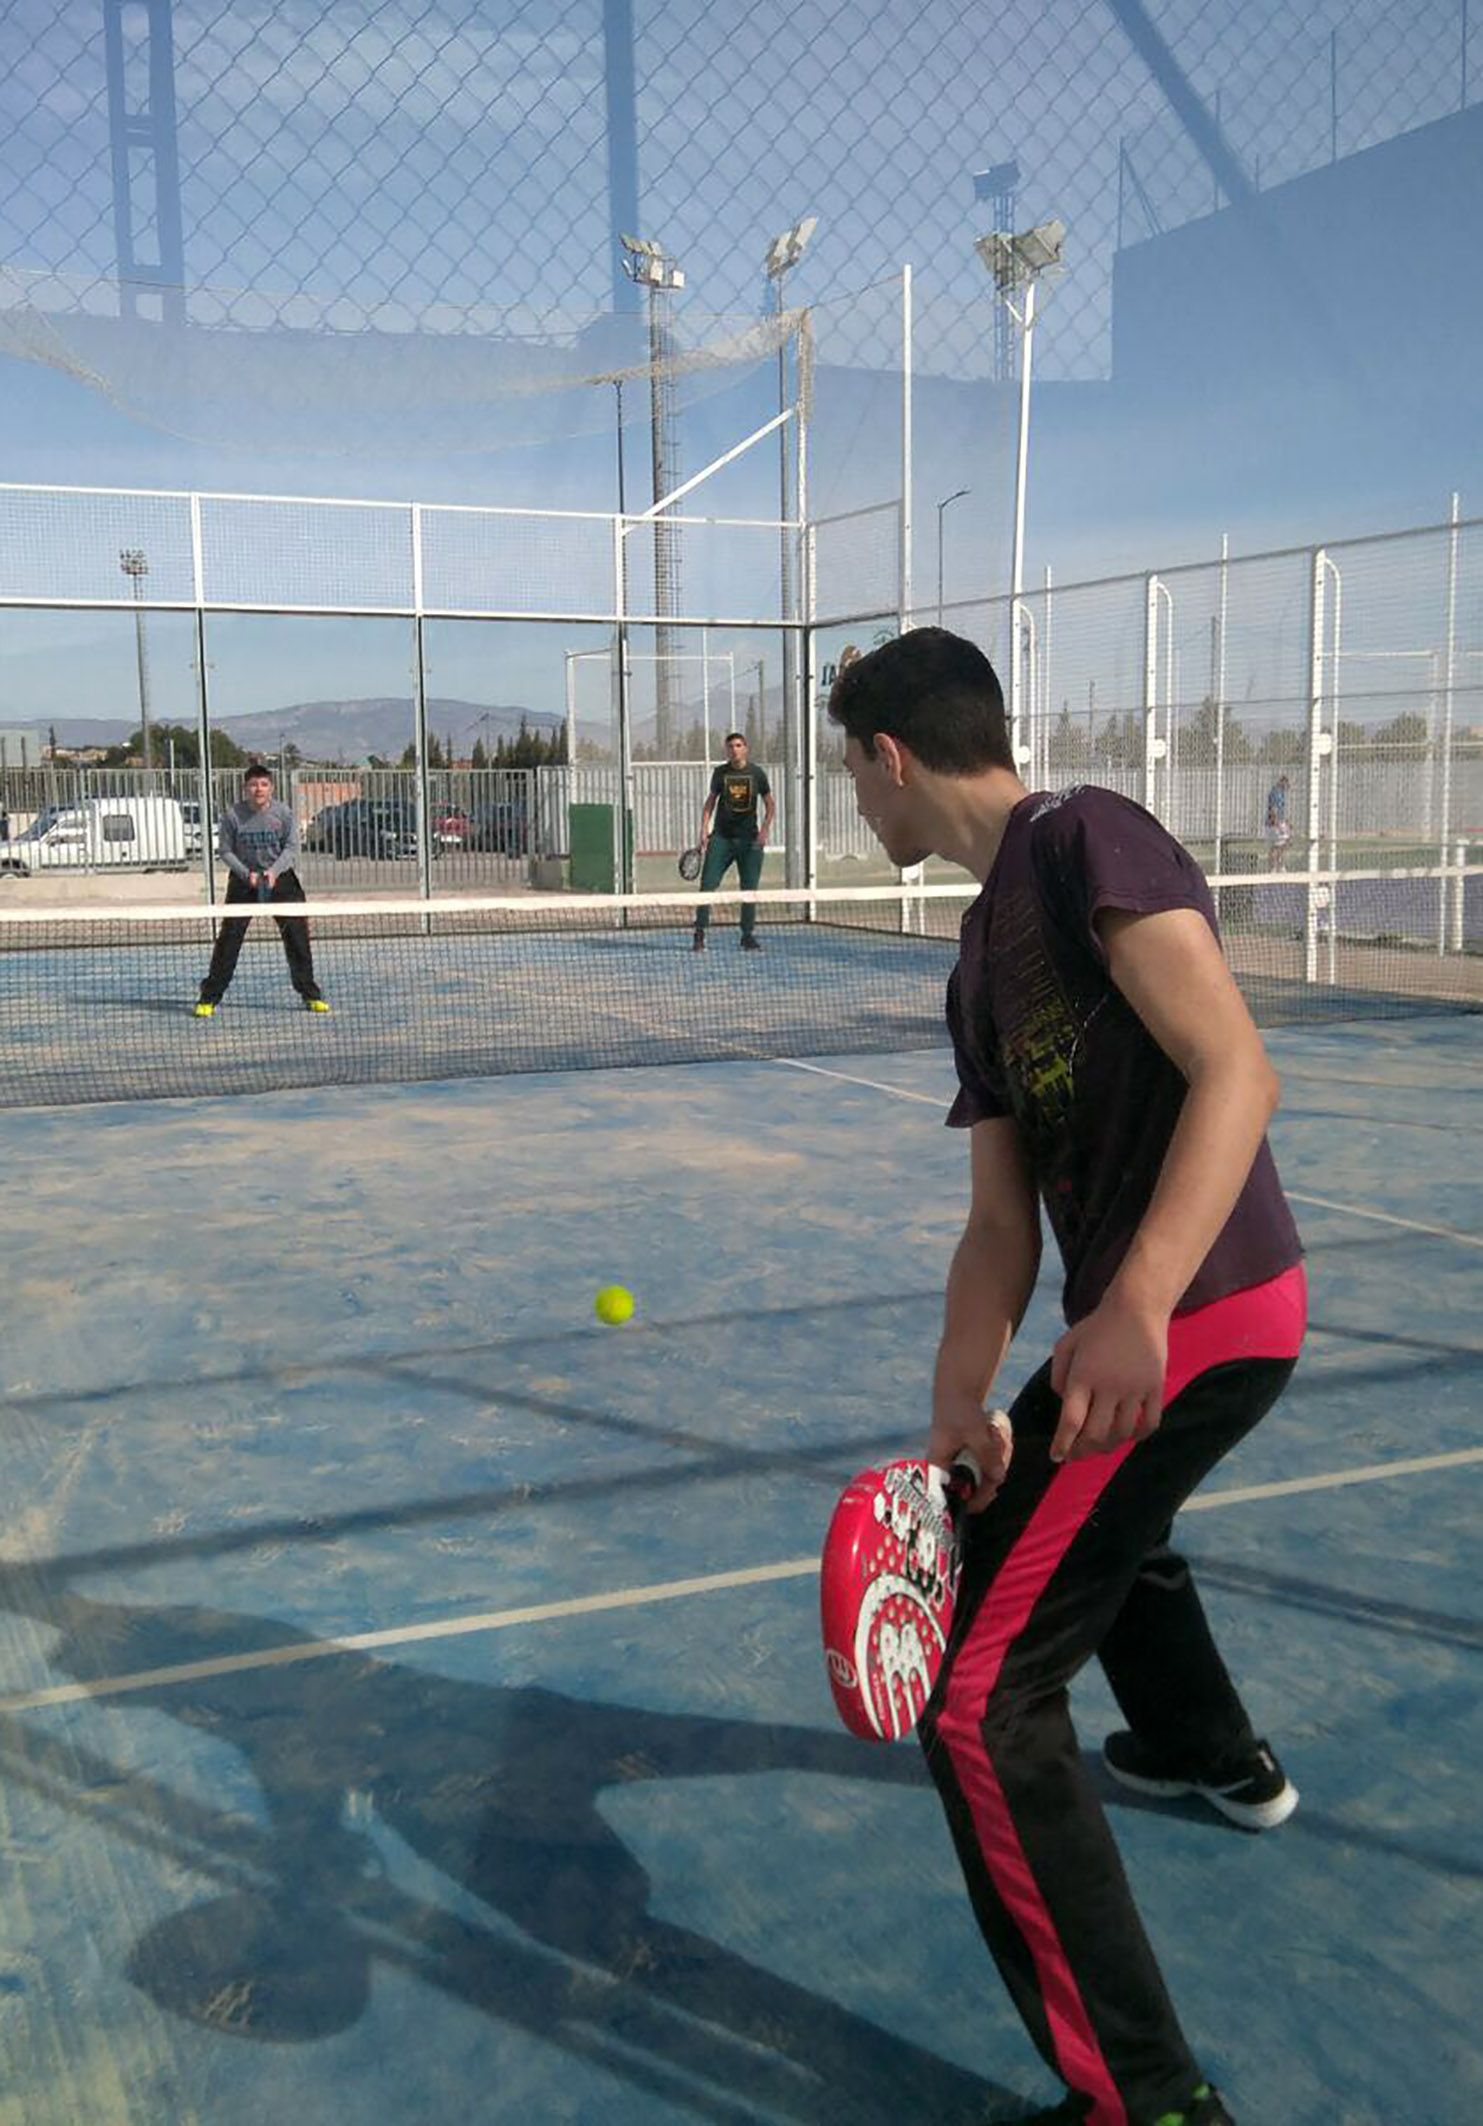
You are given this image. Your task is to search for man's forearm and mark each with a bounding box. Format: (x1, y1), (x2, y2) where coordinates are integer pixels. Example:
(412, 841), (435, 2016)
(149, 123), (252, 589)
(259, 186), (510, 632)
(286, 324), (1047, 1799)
(934, 1220), (1040, 1405)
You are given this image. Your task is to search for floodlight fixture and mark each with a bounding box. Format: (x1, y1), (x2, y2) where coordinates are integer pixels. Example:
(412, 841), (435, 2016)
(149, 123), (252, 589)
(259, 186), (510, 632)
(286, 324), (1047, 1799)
(972, 160), (1021, 202)
(764, 214), (818, 279)
(619, 232), (685, 290)
(1017, 218), (1065, 274)
(974, 217), (1065, 293)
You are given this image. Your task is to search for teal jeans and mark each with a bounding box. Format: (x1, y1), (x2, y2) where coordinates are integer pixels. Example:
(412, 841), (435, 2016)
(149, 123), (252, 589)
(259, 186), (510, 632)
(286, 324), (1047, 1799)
(695, 833), (764, 936)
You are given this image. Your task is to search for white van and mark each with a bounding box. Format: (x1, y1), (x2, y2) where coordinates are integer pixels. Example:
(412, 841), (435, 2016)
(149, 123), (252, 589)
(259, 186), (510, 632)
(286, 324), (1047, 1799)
(0, 796), (188, 873)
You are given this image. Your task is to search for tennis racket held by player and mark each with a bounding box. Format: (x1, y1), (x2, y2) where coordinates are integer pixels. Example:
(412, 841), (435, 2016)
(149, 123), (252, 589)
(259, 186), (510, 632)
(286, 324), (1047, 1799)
(820, 1413), (1010, 1744)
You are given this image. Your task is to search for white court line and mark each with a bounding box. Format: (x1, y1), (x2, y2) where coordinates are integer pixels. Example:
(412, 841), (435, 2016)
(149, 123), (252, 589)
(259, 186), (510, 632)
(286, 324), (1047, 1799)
(773, 1056), (1483, 1253)
(771, 1057), (944, 1106)
(1285, 1191), (1483, 1251)
(4, 1447), (1480, 1717)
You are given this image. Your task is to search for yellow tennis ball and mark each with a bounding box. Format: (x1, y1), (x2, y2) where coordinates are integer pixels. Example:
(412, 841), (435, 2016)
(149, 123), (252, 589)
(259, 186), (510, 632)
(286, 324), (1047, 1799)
(594, 1284), (635, 1326)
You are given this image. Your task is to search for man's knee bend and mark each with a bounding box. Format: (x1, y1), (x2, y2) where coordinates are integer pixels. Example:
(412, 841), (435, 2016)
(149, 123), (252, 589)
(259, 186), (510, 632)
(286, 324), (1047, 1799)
(1133, 1551), (1192, 1597)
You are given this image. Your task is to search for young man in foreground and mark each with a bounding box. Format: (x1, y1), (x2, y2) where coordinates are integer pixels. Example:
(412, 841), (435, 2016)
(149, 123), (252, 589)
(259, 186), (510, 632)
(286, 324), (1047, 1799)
(829, 630), (1306, 2126)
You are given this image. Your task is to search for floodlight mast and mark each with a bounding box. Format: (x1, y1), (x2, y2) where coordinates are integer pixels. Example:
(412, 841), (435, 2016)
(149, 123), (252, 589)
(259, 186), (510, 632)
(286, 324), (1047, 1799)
(765, 213), (816, 886)
(971, 160), (1020, 380)
(119, 547), (153, 770)
(974, 217), (1065, 771)
(620, 232), (686, 758)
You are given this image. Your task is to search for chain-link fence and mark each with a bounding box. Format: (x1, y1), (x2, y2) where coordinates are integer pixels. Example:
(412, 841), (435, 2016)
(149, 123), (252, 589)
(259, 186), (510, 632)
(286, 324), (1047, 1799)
(810, 512), (1483, 884)
(2, 485), (1480, 935)
(2, 0), (1475, 387)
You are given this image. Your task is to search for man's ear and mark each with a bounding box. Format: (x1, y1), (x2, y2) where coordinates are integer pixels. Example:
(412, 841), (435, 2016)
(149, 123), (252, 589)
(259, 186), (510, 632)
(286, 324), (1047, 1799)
(872, 732), (910, 787)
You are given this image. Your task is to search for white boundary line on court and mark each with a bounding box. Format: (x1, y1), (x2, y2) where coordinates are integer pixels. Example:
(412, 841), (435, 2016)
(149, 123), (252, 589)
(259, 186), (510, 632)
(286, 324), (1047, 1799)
(771, 1058), (1483, 1251)
(3, 1447), (1481, 1717)
(1284, 1191), (1483, 1250)
(771, 1057), (945, 1105)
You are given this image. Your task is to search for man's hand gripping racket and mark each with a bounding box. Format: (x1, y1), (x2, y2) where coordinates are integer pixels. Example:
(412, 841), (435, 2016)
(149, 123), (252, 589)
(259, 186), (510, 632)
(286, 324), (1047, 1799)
(820, 1409), (1012, 1743)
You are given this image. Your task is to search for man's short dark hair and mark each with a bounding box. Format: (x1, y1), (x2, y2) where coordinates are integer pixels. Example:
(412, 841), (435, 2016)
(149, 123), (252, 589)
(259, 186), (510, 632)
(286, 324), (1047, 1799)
(827, 628), (1012, 774)
(244, 762), (274, 783)
(725, 730), (746, 744)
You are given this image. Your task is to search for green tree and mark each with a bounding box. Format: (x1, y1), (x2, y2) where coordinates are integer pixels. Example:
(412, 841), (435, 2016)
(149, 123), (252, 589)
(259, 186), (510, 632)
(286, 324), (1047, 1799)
(98, 721), (245, 770)
(1047, 701), (1092, 772)
(1178, 697), (1253, 766)
(1257, 727), (1306, 765)
(1372, 711), (1431, 758)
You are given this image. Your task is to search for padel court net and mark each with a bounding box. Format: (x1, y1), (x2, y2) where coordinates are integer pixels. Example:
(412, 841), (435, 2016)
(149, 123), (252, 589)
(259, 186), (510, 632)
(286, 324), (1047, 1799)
(0, 866), (1478, 1109)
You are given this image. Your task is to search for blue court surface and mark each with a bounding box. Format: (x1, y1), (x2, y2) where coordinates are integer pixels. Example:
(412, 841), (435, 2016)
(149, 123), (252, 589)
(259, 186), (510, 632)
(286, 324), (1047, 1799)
(0, 1016), (1479, 2125)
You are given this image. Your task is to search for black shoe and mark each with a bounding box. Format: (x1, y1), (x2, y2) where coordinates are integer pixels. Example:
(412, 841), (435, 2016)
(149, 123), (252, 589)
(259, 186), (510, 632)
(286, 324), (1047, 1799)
(1103, 1729), (1297, 1831)
(740, 933), (761, 951)
(692, 930), (706, 952)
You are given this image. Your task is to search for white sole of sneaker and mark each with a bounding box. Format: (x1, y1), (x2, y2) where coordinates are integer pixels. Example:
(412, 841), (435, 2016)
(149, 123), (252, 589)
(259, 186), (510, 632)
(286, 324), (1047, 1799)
(1103, 1753), (1300, 1831)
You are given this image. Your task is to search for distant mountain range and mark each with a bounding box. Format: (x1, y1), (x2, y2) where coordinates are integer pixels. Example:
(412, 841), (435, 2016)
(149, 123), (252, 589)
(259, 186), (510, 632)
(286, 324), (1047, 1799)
(11, 697), (562, 762)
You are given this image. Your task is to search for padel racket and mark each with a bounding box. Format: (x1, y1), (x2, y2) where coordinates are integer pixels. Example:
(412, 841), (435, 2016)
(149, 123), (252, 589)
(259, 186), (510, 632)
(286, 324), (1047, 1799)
(677, 845), (703, 882)
(820, 1428), (1005, 1743)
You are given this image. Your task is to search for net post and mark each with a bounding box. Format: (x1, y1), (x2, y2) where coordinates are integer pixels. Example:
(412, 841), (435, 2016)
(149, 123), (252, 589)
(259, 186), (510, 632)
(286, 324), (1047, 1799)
(1439, 494), (1461, 954)
(900, 263), (914, 624)
(614, 513), (636, 897)
(1142, 574), (1169, 814)
(411, 503), (432, 909)
(189, 493), (216, 904)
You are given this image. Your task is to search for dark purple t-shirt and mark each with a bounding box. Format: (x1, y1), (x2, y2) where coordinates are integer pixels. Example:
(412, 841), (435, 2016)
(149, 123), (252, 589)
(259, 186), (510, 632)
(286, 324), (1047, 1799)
(946, 785), (1303, 1324)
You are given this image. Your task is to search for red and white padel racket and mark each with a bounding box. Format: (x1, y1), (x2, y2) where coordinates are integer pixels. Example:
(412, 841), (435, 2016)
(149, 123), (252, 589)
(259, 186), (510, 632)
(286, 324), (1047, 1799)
(820, 1427), (1006, 1743)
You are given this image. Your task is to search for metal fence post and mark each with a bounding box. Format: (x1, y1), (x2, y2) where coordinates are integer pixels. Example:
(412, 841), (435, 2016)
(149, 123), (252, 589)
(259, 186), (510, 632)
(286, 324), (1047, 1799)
(1304, 548), (1339, 985)
(1142, 573), (1169, 816)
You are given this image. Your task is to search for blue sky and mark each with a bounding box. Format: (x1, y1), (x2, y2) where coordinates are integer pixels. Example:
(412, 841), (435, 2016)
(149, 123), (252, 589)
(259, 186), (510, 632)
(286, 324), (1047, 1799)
(0, 0), (1478, 732)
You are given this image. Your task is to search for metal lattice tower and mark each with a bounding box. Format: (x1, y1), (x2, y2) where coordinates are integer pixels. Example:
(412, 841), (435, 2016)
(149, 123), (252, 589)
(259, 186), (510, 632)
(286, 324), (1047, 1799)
(104, 0), (185, 323)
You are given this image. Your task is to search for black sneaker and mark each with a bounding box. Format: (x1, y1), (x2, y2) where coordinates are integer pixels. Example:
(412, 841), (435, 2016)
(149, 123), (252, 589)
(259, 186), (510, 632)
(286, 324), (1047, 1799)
(740, 933), (762, 951)
(691, 930), (706, 952)
(1103, 1730), (1297, 1831)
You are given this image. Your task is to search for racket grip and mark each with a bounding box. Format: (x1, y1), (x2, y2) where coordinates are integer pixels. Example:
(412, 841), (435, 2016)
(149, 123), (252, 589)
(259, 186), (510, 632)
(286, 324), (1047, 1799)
(945, 1454), (981, 1503)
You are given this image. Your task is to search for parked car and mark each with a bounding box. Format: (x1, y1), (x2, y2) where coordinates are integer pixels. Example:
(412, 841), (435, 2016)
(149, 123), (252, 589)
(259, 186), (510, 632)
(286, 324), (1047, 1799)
(306, 798), (419, 860)
(466, 798), (531, 856)
(432, 803), (471, 850)
(179, 799), (205, 856)
(0, 795), (187, 873)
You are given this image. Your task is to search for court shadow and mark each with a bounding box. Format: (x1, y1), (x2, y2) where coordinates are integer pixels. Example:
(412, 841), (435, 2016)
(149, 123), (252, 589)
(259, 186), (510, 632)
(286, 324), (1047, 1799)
(1089, 1752), (1483, 1887)
(1187, 1553), (1483, 1654)
(0, 1581), (1012, 2125)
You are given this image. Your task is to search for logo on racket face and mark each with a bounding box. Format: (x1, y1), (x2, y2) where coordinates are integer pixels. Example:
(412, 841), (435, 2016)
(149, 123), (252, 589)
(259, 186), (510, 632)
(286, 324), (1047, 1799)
(822, 1461), (965, 1743)
(825, 1648), (858, 1689)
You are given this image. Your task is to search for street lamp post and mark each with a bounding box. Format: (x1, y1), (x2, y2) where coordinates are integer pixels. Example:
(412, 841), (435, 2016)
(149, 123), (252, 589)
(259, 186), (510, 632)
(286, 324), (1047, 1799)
(936, 488), (970, 626)
(765, 215), (817, 885)
(119, 547), (153, 770)
(974, 218), (1065, 770)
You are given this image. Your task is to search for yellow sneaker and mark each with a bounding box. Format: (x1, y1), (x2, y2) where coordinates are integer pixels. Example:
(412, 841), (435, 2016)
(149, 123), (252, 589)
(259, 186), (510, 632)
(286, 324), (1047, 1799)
(193, 1000), (216, 1017)
(305, 997), (331, 1014)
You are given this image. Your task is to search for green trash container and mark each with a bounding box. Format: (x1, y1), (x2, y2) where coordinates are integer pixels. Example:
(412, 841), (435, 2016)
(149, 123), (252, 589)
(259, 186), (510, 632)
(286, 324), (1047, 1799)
(569, 803), (634, 893)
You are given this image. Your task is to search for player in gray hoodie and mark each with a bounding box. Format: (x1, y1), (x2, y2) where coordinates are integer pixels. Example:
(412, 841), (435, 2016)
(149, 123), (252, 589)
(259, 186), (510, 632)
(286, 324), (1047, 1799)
(194, 763), (329, 1015)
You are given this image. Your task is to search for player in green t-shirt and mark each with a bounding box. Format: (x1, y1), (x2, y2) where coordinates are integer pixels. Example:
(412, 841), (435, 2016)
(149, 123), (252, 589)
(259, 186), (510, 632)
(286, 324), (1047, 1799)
(692, 732), (775, 951)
